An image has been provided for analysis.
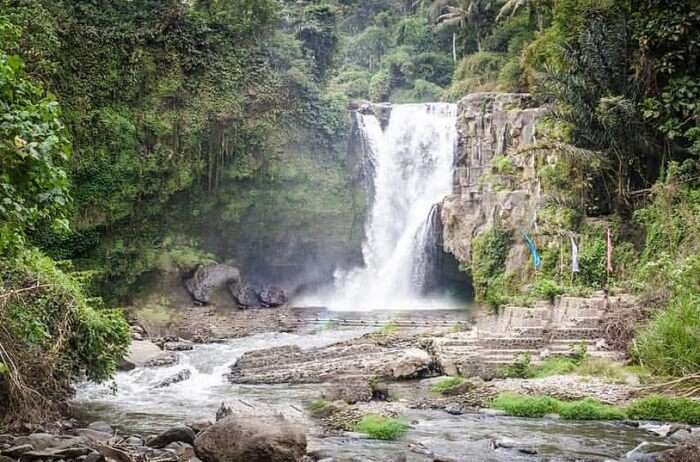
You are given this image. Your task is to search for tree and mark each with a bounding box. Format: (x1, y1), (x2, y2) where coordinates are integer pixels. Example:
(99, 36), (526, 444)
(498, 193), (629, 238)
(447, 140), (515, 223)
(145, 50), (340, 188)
(430, 0), (495, 53)
(0, 18), (71, 253)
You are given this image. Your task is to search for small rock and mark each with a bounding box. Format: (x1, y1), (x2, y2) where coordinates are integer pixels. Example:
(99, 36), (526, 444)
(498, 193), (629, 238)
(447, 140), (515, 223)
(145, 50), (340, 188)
(124, 436), (143, 446)
(2, 444), (34, 458)
(371, 382), (390, 401)
(155, 369), (192, 388)
(164, 342), (194, 352)
(147, 427), (196, 448)
(87, 422), (113, 434)
(215, 402), (232, 422)
(444, 403), (464, 415)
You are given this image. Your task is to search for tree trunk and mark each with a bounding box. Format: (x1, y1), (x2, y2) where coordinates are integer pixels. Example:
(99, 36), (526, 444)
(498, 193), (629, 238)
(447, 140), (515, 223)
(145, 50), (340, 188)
(452, 32), (457, 62)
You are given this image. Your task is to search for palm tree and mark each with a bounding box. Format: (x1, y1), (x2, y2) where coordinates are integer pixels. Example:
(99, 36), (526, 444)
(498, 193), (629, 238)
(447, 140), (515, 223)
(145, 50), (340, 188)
(496, 0), (551, 31)
(433, 0), (493, 52)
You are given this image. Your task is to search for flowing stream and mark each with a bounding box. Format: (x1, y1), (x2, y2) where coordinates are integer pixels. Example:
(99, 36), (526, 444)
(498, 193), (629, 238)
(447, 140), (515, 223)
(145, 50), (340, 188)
(74, 327), (667, 461)
(305, 103), (459, 311)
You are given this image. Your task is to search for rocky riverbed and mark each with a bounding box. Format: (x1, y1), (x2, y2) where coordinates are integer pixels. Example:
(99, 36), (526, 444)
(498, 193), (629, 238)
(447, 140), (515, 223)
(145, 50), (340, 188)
(41, 306), (695, 462)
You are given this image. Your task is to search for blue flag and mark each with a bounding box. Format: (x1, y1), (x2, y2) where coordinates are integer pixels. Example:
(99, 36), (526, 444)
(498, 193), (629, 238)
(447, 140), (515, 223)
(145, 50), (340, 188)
(523, 233), (541, 269)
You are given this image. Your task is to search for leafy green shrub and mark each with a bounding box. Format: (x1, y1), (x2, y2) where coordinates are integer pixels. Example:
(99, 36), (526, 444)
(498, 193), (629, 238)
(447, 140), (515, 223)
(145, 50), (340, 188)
(501, 353), (534, 378)
(354, 415), (408, 440)
(470, 227), (513, 307)
(627, 396), (700, 425)
(633, 293), (700, 376)
(533, 278), (564, 302)
(369, 69), (391, 102)
(491, 393), (560, 418)
(558, 398), (626, 420)
(431, 376), (464, 394)
(0, 249), (130, 422)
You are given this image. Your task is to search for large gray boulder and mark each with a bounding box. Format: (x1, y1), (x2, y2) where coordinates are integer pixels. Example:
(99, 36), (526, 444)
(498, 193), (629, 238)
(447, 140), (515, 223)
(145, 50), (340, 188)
(259, 286), (288, 308)
(229, 282), (262, 308)
(185, 264), (241, 304)
(194, 415), (306, 462)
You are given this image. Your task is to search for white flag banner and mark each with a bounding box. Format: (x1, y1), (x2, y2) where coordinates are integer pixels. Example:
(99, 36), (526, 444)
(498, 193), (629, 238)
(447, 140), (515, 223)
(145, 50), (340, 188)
(571, 236), (580, 273)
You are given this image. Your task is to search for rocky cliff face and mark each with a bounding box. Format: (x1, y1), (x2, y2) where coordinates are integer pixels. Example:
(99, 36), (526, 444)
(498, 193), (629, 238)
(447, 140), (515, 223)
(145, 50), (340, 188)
(440, 93), (549, 272)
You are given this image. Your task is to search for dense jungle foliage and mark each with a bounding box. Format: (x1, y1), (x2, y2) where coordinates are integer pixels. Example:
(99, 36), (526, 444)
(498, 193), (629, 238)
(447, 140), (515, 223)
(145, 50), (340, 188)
(0, 0), (699, 421)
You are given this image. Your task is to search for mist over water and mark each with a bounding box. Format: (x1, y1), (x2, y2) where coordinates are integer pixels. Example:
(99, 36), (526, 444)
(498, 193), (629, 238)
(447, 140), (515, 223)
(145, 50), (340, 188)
(302, 103), (459, 311)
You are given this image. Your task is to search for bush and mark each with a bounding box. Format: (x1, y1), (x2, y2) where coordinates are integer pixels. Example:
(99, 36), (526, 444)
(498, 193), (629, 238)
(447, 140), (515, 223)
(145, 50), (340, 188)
(490, 393), (560, 418)
(533, 278), (564, 302)
(354, 415), (408, 440)
(369, 69), (391, 102)
(431, 376), (464, 394)
(0, 249), (130, 422)
(627, 396), (700, 425)
(470, 227), (513, 306)
(633, 293), (700, 376)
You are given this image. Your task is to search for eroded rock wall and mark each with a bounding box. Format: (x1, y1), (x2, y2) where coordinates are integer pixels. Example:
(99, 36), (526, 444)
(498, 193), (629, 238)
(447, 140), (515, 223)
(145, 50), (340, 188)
(441, 93), (549, 272)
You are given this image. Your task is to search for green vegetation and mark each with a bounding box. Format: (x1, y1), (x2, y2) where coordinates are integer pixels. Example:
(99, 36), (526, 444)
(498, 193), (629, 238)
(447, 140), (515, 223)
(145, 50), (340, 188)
(377, 320), (399, 336)
(431, 376), (465, 394)
(627, 395), (700, 426)
(353, 415), (408, 440)
(491, 393), (560, 418)
(467, 227), (513, 309)
(0, 249), (129, 421)
(493, 393), (700, 424)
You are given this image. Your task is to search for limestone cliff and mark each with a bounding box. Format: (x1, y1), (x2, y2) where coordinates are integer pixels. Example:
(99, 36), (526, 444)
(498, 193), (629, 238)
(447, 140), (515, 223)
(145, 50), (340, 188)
(440, 93), (549, 273)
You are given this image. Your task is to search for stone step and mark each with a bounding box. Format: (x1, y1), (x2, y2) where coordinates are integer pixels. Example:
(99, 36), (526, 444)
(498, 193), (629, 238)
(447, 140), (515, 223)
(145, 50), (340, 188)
(476, 337), (546, 348)
(550, 327), (603, 339)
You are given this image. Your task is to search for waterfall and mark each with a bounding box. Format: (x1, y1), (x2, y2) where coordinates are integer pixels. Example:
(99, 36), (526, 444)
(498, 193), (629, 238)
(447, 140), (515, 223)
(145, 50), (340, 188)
(312, 103), (458, 310)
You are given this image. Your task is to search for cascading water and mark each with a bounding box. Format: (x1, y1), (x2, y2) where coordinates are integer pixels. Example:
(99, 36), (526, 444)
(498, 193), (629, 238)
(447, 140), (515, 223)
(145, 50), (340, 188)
(307, 103), (458, 310)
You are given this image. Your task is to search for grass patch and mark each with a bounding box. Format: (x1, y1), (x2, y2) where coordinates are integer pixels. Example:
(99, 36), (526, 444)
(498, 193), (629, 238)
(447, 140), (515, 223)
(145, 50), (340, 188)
(378, 321), (398, 336)
(558, 398), (627, 420)
(491, 393), (625, 420)
(307, 399), (331, 415)
(530, 357), (578, 378)
(490, 393), (560, 418)
(627, 395), (700, 425)
(353, 415), (408, 440)
(575, 358), (629, 383)
(492, 393), (700, 424)
(431, 376), (464, 394)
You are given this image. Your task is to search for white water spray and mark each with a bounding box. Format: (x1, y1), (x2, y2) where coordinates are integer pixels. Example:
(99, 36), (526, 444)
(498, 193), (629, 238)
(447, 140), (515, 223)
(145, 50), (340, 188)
(308, 103), (458, 310)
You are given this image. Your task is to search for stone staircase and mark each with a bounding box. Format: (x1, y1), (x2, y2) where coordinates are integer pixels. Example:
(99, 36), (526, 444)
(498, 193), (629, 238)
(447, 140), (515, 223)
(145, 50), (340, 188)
(431, 293), (632, 376)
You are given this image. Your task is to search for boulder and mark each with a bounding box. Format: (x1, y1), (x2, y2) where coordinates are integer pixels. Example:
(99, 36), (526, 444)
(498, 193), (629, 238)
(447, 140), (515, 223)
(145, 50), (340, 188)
(147, 427), (196, 449)
(194, 415), (306, 462)
(259, 287), (288, 308)
(119, 340), (176, 371)
(155, 369), (192, 388)
(75, 429), (113, 443)
(229, 283), (262, 308)
(389, 348), (433, 379)
(185, 264), (241, 304)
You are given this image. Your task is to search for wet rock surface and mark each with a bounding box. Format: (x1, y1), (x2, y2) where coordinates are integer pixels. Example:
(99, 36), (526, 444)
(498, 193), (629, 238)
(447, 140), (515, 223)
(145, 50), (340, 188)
(185, 263), (241, 305)
(194, 415), (306, 462)
(227, 335), (435, 384)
